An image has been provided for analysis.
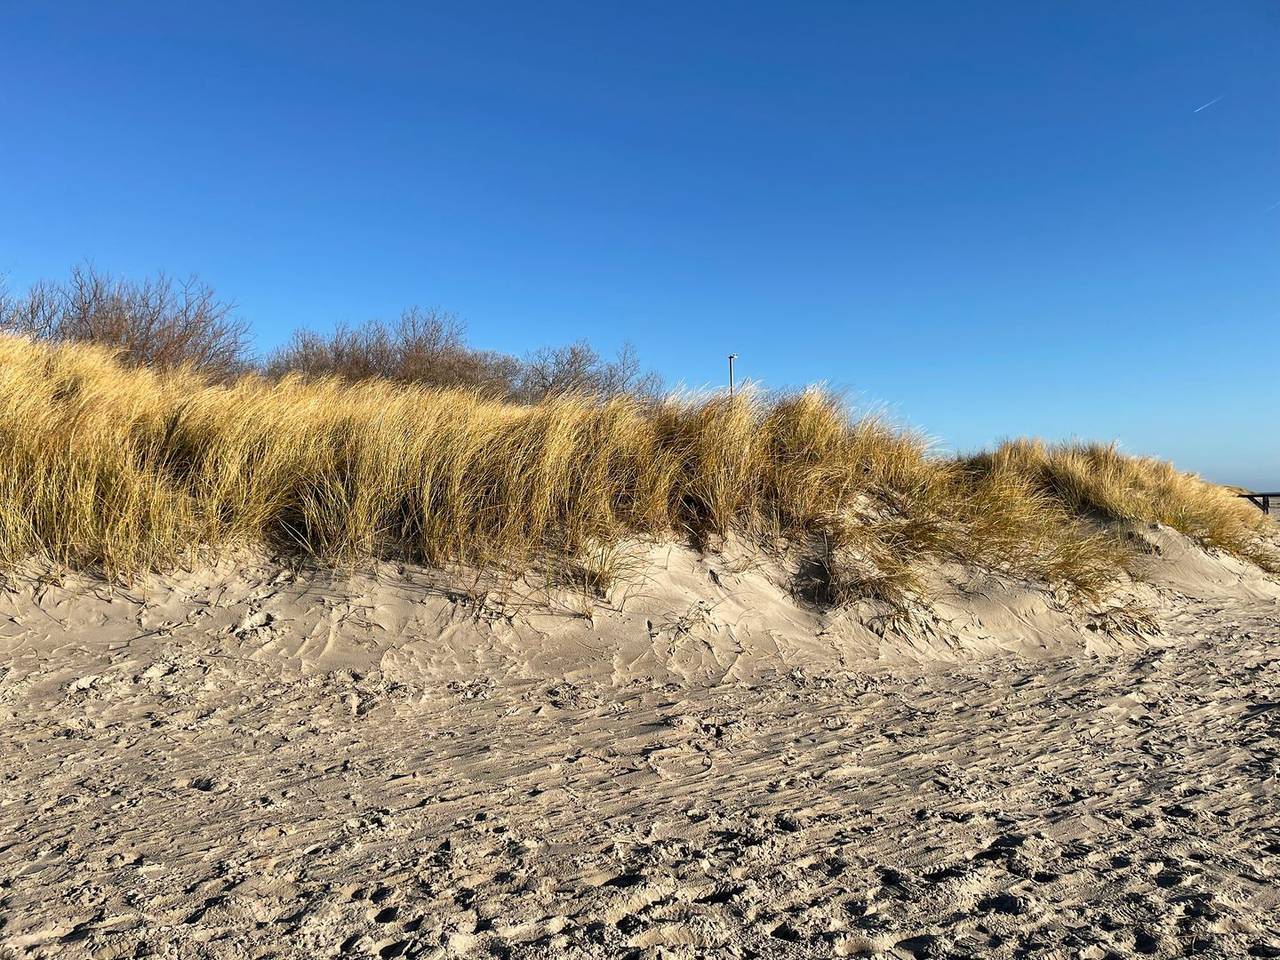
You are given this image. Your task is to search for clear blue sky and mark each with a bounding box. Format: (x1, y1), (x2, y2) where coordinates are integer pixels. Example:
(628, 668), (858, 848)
(2, 2), (1277, 487)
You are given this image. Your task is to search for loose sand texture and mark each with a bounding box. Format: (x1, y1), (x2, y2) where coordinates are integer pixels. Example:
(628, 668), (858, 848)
(2, 524), (1279, 959)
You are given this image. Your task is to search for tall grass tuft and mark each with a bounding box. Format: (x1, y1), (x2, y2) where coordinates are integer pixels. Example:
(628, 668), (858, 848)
(0, 336), (1271, 605)
(965, 440), (1278, 573)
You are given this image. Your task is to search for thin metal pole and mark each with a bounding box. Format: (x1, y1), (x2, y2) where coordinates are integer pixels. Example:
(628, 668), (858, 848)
(728, 353), (737, 398)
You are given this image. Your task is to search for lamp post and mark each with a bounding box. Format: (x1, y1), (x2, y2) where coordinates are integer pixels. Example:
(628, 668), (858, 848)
(728, 354), (737, 398)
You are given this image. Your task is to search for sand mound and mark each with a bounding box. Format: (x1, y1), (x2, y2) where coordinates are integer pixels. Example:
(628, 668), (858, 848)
(7, 525), (1272, 694)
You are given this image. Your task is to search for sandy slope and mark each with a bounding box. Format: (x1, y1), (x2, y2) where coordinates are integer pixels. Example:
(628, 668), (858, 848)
(2, 526), (1279, 959)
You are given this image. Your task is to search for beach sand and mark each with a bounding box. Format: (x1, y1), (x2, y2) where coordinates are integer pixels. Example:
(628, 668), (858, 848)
(2, 525), (1279, 958)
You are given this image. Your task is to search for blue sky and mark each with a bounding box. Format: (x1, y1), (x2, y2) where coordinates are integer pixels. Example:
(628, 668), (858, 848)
(2, 2), (1277, 487)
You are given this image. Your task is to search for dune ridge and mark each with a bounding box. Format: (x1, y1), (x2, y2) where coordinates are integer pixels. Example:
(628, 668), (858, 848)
(1, 335), (1273, 609)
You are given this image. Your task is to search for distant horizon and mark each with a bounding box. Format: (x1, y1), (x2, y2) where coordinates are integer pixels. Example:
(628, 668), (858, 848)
(3, 2), (1276, 489)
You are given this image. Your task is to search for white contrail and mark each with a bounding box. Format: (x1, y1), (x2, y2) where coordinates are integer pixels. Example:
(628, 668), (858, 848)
(1193, 96), (1222, 113)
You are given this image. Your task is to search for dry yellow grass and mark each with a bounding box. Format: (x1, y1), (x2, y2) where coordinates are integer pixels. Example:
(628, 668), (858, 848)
(0, 335), (1272, 606)
(965, 440), (1278, 572)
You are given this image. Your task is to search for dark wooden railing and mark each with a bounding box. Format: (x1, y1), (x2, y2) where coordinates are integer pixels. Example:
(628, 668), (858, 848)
(1239, 492), (1279, 515)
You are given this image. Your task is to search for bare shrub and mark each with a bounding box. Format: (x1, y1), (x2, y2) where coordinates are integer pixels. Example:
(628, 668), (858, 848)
(0, 264), (248, 379)
(265, 308), (521, 396)
(268, 313), (662, 402)
(516, 341), (663, 401)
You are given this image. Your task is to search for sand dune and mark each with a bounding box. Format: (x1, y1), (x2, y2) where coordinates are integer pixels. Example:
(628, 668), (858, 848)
(2, 525), (1279, 958)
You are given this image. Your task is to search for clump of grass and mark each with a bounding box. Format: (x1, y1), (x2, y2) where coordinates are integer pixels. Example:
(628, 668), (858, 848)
(0, 336), (1269, 609)
(966, 440), (1278, 573)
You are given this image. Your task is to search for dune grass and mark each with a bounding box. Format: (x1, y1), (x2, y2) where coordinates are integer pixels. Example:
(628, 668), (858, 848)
(0, 335), (1272, 606)
(964, 440), (1278, 572)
